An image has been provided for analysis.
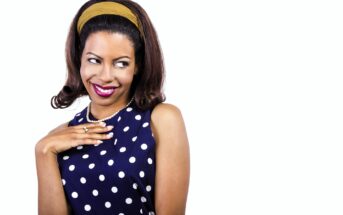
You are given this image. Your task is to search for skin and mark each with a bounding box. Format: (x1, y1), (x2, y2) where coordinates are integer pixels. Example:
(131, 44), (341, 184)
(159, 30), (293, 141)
(151, 104), (190, 215)
(80, 31), (137, 119)
(35, 31), (190, 215)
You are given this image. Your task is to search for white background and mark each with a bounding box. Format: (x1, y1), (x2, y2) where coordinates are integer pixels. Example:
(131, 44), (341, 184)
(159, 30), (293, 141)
(0, 0), (342, 214)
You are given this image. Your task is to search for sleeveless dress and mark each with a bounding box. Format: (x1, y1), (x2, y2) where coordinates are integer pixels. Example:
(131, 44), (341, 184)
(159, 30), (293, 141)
(57, 102), (156, 215)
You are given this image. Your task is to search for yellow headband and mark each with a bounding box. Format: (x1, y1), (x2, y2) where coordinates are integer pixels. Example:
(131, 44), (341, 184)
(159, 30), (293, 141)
(77, 2), (139, 34)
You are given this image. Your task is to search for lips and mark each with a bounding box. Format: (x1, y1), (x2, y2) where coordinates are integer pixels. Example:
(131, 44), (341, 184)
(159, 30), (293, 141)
(92, 84), (116, 97)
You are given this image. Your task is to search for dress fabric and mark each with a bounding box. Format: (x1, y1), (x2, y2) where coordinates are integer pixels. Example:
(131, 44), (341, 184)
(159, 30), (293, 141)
(57, 103), (156, 215)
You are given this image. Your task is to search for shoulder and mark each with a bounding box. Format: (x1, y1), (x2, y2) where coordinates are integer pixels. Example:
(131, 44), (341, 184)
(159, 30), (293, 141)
(151, 103), (184, 126)
(150, 103), (187, 145)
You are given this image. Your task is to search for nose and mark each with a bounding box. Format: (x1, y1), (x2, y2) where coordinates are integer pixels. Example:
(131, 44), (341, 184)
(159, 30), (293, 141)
(98, 64), (114, 83)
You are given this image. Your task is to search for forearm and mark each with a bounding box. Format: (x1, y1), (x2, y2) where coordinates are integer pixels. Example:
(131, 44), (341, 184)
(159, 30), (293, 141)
(35, 145), (68, 215)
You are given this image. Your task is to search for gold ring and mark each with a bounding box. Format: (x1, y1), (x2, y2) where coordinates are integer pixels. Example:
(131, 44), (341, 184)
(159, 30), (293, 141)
(83, 126), (89, 133)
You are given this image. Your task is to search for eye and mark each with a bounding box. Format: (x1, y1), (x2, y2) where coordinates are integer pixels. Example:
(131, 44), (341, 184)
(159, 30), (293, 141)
(115, 61), (129, 68)
(87, 58), (100, 64)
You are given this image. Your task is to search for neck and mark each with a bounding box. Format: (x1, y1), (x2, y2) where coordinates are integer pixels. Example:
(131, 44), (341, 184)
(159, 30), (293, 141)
(89, 98), (131, 121)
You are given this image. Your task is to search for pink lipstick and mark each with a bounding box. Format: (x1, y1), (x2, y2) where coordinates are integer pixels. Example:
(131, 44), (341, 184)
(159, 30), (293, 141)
(92, 84), (116, 97)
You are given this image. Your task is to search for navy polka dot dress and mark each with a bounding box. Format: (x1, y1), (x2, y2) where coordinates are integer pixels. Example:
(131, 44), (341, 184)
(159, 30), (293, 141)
(57, 102), (156, 215)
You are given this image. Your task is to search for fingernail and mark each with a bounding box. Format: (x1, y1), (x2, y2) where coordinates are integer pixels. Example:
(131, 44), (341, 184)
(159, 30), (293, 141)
(99, 122), (106, 127)
(97, 140), (103, 144)
(107, 132), (114, 137)
(107, 125), (114, 130)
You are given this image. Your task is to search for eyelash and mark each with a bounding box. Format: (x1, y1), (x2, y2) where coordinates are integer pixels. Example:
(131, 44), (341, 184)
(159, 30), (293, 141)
(87, 58), (129, 68)
(116, 61), (129, 68)
(88, 58), (100, 64)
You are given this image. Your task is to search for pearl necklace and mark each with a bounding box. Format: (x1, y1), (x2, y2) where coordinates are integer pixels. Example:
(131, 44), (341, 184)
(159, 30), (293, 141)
(86, 98), (134, 123)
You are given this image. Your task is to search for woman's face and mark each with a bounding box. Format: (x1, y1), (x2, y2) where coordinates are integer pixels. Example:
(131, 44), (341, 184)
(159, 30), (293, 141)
(80, 31), (136, 107)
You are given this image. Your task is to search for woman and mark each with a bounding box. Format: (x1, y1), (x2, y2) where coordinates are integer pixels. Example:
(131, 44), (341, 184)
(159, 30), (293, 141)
(35, 0), (190, 214)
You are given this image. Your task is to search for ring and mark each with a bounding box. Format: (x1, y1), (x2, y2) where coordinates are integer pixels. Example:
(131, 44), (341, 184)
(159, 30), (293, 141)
(83, 126), (89, 133)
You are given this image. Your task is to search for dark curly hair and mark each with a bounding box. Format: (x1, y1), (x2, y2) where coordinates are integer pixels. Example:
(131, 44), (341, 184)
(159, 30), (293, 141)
(51, 0), (165, 110)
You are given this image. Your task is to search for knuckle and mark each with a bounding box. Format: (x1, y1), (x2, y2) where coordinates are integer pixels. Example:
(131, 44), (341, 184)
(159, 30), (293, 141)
(72, 126), (81, 133)
(84, 138), (98, 145)
(71, 133), (79, 140)
(83, 139), (91, 144)
(90, 122), (100, 127)
(71, 140), (78, 147)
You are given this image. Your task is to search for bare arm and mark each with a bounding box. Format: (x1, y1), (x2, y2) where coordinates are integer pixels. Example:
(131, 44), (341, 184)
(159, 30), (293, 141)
(151, 104), (190, 215)
(35, 142), (69, 214)
(35, 121), (113, 215)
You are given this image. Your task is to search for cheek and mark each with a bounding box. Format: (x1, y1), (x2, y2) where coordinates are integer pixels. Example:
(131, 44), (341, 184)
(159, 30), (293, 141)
(80, 66), (94, 83)
(118, 70), (135, 85)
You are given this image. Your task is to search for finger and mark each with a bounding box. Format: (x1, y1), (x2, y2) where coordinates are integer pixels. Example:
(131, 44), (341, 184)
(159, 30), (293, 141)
(70, 132), (113, 148)
(74, 121), (107, 130)
(71, 131), (113, 142)
(74, 125), (114, 134)
(70, 122), (106, 134)
(72, 138), (103, 147)
(86, 125), (114, 134)
(81, 132), (114, 141)
(93, 132), (114, 140)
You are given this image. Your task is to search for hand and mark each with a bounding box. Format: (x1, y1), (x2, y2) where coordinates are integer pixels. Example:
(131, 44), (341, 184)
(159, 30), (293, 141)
(36, 122), (113, 155)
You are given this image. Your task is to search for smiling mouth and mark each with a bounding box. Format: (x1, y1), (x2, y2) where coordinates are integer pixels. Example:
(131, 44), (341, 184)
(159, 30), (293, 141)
(92, 84), (116, 97)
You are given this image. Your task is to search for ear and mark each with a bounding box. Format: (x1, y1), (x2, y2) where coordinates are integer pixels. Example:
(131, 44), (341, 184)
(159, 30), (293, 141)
(134, 66), (139, 75)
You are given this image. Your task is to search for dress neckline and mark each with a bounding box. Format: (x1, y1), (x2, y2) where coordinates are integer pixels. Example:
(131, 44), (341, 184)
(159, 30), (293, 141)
(86, 98), (134, 123)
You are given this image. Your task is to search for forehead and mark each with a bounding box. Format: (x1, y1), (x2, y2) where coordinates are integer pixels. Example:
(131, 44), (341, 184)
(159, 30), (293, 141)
(84, 31), (135, 56)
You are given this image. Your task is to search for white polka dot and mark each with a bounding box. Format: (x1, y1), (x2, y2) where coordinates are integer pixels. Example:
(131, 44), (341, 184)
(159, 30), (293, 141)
(149, 212), (155, 215)
(80, 177), (86, 184)
(141, 196), (147, 203)
(100, 150), (107, 155)
(92, 189), (98, 196)
(140, 209), (143, 214)
(139, 171), (145, 178)
(123, 126), (130, 132)
(119, 147), (126, 153)
(108, 159), (114, 166)
(117, 116), (121, 122)
(132, 136), (137, 142)
(89, 163), (95, 169)
(114, 138), (118, 145)
(77, 145), (83, 150)
(63, 155), (69, 160)
(141, 143), (148, 150)
(129, 157), (136, 163)
(126, 107), (133, 112)
(71, 191), (78, 198)
(105, 201), (111, 208)
(84, 204), (91, 211)
(119, 213), (124, 215)
(62, 179), (66, 186)
(125, 198), (132, 204)
(99, 174), (105, 181)
(133, 183), (138, 189)
(78, 118), (83, 123)
(146, 185), (152, 192)
(69, 165), (75, 171)
(82, 154), (89, 159)
(111, 186), (118, 193)
(118, 171), (125, 178)
(147, 158), (153, 164)
(135, 115), (141, 120)
(76, 112), (81, 117)
(142, 122), (149, 127)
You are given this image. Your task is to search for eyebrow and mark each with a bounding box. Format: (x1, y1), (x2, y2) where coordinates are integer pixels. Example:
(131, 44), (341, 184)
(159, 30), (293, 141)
(86, 52), (131, 61)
